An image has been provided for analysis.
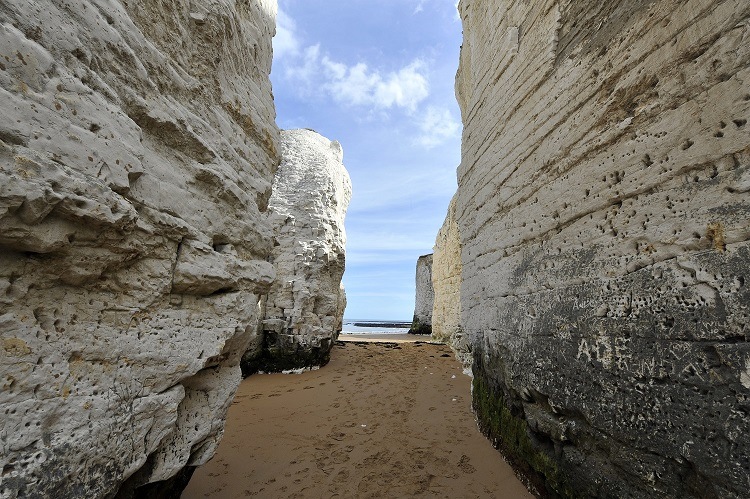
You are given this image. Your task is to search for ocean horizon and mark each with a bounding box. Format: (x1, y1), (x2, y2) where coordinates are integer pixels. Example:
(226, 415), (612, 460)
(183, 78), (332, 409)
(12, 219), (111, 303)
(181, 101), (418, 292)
(341, 319), (412, 335)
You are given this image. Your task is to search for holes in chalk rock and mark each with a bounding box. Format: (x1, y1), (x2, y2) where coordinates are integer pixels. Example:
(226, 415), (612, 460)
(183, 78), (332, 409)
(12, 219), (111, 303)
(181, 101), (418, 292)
(733, 119), (747, 128)
(212, 236), (234, 254)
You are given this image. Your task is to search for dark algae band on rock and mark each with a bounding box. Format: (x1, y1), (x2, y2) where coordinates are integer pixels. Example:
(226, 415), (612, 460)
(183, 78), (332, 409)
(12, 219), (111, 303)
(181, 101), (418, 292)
(472, 358), (573, 499)
(241, 332), (334, 376)
(408, 317), (433, 335)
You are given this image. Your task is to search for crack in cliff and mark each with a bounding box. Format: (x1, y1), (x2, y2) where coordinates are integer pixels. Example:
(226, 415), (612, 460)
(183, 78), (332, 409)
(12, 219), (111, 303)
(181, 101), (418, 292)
(169, 237), (184, 294)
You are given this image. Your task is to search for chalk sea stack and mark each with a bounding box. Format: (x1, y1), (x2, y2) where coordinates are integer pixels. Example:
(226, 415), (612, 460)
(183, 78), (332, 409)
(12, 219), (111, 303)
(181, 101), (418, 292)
(242, 129), (352, 375)
(409, 254), (434, 335)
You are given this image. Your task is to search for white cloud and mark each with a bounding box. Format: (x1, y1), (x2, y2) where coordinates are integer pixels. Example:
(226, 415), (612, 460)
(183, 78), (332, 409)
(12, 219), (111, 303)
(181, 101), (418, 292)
(372, 61), (430, 111)
(321, 58), (429, 112)
(274, 8), (300, 59)
(276, 9), (430, 112)
(284, 44), (430, 112)
(414, 0), (461, 18)
(322, 59), (382, 107)
(414, 106), (461, 149)
(284, 44), (321, 88)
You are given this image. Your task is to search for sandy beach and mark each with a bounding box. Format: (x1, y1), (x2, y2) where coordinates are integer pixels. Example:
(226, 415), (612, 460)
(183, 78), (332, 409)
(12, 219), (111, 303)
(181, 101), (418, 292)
(182, 340), (532, 498)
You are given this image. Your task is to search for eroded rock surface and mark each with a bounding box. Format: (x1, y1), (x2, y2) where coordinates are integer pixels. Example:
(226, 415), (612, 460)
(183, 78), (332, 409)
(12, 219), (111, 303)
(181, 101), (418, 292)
(0, 1), (279, 496)
(242, 129), (351, 374)
(431, 196), (468, 364)
(453, 0), (750, 497)
(409, 254), (434, 335)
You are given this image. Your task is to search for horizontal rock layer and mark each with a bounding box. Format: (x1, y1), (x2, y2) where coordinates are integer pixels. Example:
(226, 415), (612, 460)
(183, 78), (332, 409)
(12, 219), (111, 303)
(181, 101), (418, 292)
(242, 129), (351, 374)
(0, 0), (278, 496)
(455, 0), (750, 497)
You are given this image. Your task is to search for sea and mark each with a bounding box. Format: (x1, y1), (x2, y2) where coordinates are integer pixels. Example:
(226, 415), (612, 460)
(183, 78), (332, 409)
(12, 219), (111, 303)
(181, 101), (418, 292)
(341, 319), (412, 335)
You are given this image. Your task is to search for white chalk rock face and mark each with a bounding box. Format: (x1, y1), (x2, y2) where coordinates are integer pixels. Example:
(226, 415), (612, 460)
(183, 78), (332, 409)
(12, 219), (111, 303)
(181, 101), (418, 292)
(431, 196), (467, 363)
(452, 0), (750, 497)
(0, 0), (279, 496)
(409, 254), (434, 334)
(242, 129), (352, 373)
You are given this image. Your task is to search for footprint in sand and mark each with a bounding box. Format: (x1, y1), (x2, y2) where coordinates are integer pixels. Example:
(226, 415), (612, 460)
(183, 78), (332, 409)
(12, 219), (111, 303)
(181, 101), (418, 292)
(332, 450), (350, 464)
(333, 469), (350, 483)
(329, 432), (347, 441)
(458, 454), (477, 474)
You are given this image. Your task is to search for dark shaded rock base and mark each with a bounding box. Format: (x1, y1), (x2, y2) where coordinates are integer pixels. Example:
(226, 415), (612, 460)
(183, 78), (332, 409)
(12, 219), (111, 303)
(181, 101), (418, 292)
(409, 317), (433, 335)
(241, 332), (334, 376)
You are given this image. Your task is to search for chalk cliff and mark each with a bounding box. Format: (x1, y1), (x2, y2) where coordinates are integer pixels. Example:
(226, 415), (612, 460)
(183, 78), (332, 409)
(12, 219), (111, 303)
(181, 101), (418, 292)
(243, 129), (351, 374)
(409, 254), (434, 335)
(0, 0), (278, 496)
(431, 196), (468, 363)
(453, 0), (750, 497)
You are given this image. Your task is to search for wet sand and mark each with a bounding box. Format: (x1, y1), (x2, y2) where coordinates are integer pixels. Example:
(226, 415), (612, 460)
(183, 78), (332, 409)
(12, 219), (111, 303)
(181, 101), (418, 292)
(182, 340), (532, 498)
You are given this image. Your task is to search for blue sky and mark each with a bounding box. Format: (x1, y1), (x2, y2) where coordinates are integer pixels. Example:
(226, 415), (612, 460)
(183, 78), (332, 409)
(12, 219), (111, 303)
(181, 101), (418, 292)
(271, 0), (462, 320)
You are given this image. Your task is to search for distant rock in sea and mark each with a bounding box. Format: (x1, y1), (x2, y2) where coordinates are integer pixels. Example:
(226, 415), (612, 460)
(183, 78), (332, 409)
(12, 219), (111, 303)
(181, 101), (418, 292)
(409, 254), (434, 335)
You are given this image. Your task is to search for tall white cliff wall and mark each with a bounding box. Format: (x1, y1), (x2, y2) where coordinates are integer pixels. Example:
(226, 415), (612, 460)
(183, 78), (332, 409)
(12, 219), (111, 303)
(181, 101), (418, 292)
(0, 1), (279, 496)
(455, 0), (750, 497)
(243, 129), (351, 373)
